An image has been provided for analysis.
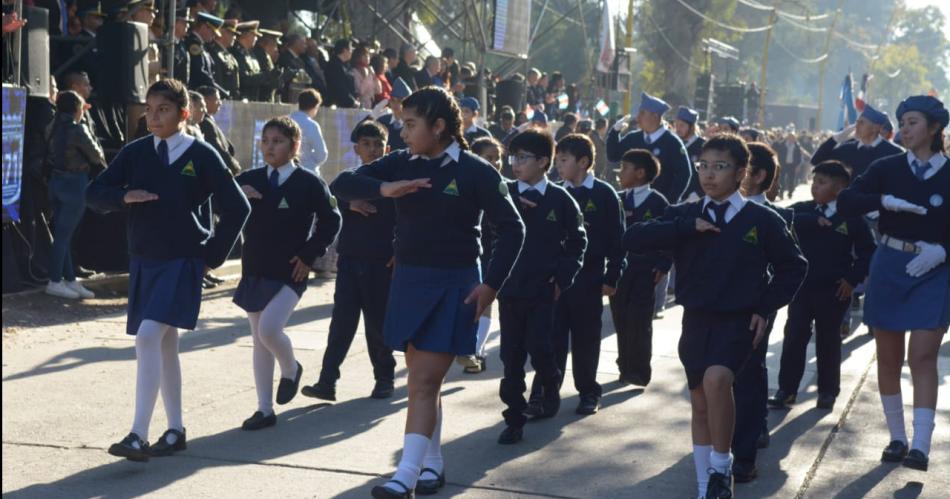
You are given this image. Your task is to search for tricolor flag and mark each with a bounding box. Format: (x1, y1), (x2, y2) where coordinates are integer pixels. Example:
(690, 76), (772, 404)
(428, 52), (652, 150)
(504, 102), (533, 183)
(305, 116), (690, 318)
(837, 73), (858, 131)
(854, 73), (870, 113)
(557, 93), (569, 110)
(596, 1), (615, 73)
(595, 99), (610, 116)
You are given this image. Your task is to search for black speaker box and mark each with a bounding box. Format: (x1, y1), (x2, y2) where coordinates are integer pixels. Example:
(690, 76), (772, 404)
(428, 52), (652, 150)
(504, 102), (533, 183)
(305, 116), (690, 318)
(21, 6), (50, 98)
(95, 21), (149, 104)
(495, 79), (524, 118)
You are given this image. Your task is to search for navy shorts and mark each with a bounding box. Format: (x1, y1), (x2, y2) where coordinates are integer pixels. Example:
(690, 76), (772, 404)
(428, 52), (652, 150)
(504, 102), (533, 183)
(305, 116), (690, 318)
(679, 308), (756, 389)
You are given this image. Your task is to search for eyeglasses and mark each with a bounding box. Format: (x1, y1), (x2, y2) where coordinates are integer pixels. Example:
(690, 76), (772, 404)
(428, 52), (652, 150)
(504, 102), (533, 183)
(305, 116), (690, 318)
(694, 160), (736, 172)
(508, 153), (538, 165)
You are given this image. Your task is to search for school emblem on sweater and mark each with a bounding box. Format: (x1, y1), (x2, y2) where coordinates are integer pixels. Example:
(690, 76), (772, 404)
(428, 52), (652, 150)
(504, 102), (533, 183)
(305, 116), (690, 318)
(835, 222), (848, 235)
(931, 194), (943, 207)
(584, 199), (597, 212)
(643, 209), (654, 220)
(443, 179), (460, 196)
(180, 161), (196, 177)
(546, 209), (557, 222)
(499, 181), (509, 196)
(278, 197), (290, 209)
(743, 226), (759, 245)
(652, 148), (661, 156)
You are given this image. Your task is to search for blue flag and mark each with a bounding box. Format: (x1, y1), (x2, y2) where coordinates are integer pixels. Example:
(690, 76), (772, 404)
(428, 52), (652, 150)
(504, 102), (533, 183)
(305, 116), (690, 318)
(837, 73), (858, 131)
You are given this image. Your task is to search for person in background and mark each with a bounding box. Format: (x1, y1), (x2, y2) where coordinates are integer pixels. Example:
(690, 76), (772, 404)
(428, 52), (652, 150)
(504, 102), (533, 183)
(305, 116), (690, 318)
(195, 86), (240, 176)
(350, 45), (380, 109)
(392, 43), (417, 90)
(414, 55), (443, 89)
(371, 53), (392, 104)
(324, 38), (359, 108)
(774, 131), (803, 199)
(289, 88), (329, 175)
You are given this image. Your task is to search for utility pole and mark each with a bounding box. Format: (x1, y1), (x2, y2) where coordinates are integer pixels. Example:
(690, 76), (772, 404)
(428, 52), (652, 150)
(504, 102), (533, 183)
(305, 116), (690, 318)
(815, 1), (844, 130)
(621, 0), (635, 116)
(757, 8), (777, 126)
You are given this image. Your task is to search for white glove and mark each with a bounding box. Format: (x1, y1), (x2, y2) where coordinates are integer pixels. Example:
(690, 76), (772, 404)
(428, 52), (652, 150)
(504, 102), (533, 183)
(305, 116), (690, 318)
(881, 195), (928, 215)
(905, 241), (947, 277)
(370, 99), (390, 119)
(612, 114), (631, 132)
(833, 124), (855, 144)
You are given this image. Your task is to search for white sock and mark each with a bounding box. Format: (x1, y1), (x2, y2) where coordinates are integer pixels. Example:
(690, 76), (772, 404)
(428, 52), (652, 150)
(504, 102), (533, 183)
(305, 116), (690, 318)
(709, 450), (733, 476)
(911, 407), (936, 455)
(258, 287), (300, 378)
(422, 406), (444, 478)
(386, 433), (430, 491)
(880, 393), (907, 444)
(248, 312), (275, 416)
(475, 316), (491, 356)
(131, 320), (170, 441)
(693, 444), (712, 498)
(159, 326), (184, 438)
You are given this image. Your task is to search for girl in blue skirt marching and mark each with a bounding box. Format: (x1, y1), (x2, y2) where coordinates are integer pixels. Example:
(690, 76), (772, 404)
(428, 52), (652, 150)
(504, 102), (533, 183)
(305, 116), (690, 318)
(333, 87), (524, 498)
(87, 79), (250, 462)
(234, 117), (341, 430)
(838, 95), (950, 472)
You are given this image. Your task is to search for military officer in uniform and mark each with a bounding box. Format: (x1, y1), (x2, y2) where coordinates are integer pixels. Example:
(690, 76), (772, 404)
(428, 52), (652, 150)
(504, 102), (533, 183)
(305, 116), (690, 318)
(209, 19), (241, 99)
(184, 12), (227, 94)
(173, 7), (194, 85)
(231, 21), (278, 102)
(252, 29), (286, 102)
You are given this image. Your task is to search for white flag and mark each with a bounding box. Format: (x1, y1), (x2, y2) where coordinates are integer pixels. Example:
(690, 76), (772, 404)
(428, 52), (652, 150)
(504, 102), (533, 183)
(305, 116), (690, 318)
(596, 1), (616, 73)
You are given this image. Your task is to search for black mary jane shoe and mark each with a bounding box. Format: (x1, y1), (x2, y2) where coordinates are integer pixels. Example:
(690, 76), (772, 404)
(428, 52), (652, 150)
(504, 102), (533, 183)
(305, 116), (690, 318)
(415, 468), (445, 495)
(371, 479), (414, 499)
(149, 428), (187, 457)
(276, 361), (303, 405)
(902, 449), (929, 471)
(881, 440), (909, 462)
(107, 432), (150, 462)
(242, 411), (277, 431)
(767, 389), (796, 409)
(497, 425), (524, 445)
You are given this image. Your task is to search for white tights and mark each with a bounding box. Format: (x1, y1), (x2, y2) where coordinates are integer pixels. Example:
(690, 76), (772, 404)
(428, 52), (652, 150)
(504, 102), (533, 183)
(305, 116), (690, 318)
(248, 286), (300, 415)
(131, 320), (182, 440)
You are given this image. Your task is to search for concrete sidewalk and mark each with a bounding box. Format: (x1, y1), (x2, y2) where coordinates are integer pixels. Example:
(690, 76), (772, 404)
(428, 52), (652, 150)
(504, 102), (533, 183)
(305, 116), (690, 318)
(2, 273), (948, 498)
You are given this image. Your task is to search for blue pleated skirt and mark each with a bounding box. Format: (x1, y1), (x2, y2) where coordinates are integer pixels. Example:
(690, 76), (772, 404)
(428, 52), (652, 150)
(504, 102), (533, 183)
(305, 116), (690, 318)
(233, 275), (306, 313)
(383, 264), (480, 355)
(127, 257), (205, 335)
(864, 245), (950, 332)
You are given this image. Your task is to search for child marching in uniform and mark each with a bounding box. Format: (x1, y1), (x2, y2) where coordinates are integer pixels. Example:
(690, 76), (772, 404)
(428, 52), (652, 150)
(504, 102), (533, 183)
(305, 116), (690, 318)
(609, 149), (670, 388)
(88, 79), (250, 461)
(376, 77), (412, 151)
(460, 96), (493, 145)
(333, 87), (524, 498)
(526, 133), (623, 416)
(674, 106), (706, 201)
(810, 104), (904, 181)
(302, 119), (397, 402)
(730, 142), (797, 482)
(497, 129), (587, 442)
(457, 136), (506, 374)
(771, 160), (874, 414)
(626, 134), (806, 498)
(838, 95), (950, 472)
(234, 117), (341, 430)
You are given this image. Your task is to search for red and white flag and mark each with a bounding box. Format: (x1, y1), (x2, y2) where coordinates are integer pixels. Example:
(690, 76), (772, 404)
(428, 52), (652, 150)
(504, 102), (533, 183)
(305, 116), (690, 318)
(596, 1), (615, 73)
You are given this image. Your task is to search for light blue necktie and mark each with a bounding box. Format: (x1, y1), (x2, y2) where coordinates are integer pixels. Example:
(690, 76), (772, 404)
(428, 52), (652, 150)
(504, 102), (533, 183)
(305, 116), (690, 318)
(912, 160), (931, 180)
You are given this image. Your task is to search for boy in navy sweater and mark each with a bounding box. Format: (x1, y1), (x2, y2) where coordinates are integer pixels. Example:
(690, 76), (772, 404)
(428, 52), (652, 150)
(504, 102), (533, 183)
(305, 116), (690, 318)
(810, 105), (904, 181)
(773, 160), (874, 414)
(609, 149), (670, 388)
(89, 79), (250, 462)
(626, 135), (806, 499)
(497, 129), (587, 444)
(525, 133), (624, 416)
(302, 120), (398, 402)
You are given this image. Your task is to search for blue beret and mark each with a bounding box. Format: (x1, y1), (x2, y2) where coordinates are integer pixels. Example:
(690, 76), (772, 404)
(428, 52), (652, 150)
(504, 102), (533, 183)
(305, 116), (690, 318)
(637, 92), (671, 116)
(716, 116), (740, 130)
(459, 97), (480, 112)
(896, 95), (949, 128)
(531, 111), (548, 124)
(882, 113), (893, 132)
(676, 106), (698, 125)
(860, 104), (888, 127)
(196, 12), (225, 29)
(391, 77), (412, 99)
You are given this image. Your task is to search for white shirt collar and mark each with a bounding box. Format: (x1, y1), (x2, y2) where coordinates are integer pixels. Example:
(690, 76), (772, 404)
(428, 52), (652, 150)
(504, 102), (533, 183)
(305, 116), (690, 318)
(858, 136), (883, 149)
(747, 193), (767, 204)
(266, 162), (296, 186)
(702, 191), (746, 223)
(565, 172), (595, 189)
(154, 131), (186, 151)
(518, 177), (548, 195)
(466, 124), (478, 134)
(645, 127), (666, 143)
(683, 135), (699, 148)
(824, 200), (838, 218)
(630, 184), (653, 208)
(290, 109), (315, 122)
(907, 151), (947, 180)
(153, 131), (194, 165)
(409, 140), (461, 167)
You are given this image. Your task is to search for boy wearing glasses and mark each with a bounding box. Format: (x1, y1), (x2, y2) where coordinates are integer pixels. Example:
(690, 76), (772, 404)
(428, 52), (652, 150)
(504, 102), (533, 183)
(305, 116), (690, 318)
(496, 129), (588, 445)
(625, 135), (807, 499)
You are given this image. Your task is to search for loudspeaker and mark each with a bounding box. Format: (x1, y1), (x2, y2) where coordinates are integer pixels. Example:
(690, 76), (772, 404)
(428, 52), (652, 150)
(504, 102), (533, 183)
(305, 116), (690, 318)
(495, 79), (524, 117)
(21, 6), (50, 98)
(95, 21), (149, 104)
(714, 84), (744, 120)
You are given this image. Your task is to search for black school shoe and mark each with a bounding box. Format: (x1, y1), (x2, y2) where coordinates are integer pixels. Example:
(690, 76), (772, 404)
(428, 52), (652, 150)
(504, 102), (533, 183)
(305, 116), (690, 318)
(107, 432), (150, 462)
(816, 393), (836, 410)
(371, 380), (395, 399)
(276, 361), (303, 405)
(706, 470), (733, 499)
(242, 411), (277, 431)
(415, 468), (445, 495)
(497, 425), (524, 444)
(576, 394), (600, 415)
(301, 381), (336, 401)
(767, 389), (796, 409)
(757, 429), (771, 449)
(149, 428), (187, 457)
(523, 399), (544, 419)
(371, 479), (414, 499)
(881, 440), (908, 462)
(902, 449), (928, 471)
(205, 272), (224, 284)
(732, 460), (757, 483)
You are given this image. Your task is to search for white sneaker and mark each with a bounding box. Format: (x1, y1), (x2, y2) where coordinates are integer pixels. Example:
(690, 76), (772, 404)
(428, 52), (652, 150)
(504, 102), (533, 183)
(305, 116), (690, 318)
(46, 281), (80, 299)
(455, 355), (479, 368)
(65, 280), (95, 299)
